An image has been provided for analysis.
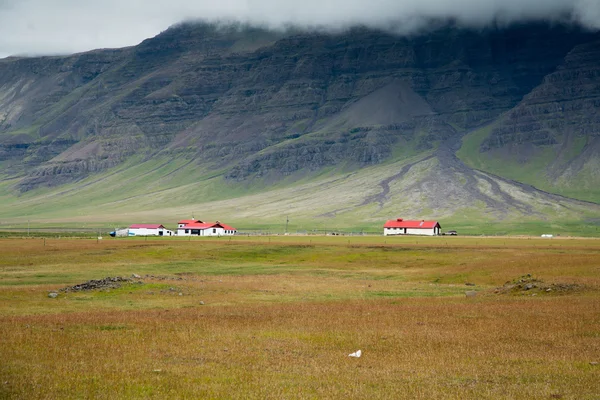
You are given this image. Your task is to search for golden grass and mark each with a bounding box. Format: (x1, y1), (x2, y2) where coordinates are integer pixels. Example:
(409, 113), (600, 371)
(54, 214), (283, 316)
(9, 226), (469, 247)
(1, 236), (599, 399)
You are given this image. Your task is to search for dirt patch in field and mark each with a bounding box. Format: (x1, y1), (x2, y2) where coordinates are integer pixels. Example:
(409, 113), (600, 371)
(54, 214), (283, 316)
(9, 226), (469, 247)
(494, 274), (585, 295)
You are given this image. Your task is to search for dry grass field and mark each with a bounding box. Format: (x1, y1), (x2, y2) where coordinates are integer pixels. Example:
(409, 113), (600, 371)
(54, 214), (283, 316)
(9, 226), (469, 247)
(1, 235), (599, 399)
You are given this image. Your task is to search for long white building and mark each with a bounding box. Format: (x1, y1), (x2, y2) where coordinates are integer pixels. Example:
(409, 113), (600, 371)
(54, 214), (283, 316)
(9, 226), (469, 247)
(128, 224), (174, 236)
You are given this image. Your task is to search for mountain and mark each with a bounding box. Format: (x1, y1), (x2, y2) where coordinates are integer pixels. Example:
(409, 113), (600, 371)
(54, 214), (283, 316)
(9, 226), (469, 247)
(0, 21), (599, 234)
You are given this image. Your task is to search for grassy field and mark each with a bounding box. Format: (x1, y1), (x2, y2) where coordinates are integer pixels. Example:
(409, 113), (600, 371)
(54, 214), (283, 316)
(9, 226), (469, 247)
(1, 235), (599, 399)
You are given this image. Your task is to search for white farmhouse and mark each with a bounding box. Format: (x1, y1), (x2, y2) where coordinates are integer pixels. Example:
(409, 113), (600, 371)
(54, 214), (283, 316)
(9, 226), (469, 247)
(128, 224), (174, 236)
(383, 218), (441, 236)
(177, 219), (237, 236)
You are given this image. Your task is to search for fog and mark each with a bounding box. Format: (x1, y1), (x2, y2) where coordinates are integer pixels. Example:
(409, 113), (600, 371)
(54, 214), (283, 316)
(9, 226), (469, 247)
(1, 0), (598, 58)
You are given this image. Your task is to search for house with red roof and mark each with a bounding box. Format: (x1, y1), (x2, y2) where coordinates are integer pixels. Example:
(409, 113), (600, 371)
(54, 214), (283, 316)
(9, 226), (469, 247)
(383, 218), (441, 236)
(177, 219), (237, 236)
(128, 224), (174, 237)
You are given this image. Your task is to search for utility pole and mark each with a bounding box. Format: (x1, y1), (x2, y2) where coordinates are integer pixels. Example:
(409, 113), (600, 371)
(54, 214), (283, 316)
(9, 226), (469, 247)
(285, 215), (289, 235)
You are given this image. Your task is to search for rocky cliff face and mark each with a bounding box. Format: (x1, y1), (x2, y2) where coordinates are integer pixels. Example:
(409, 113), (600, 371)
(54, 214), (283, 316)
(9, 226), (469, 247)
(483, 38), (600, 149)
(0, 22), (598, 207)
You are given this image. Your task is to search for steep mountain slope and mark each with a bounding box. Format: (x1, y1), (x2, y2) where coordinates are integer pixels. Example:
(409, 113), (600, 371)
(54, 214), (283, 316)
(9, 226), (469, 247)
(0, 22), (599, 232)
(459, 37), (600, 202)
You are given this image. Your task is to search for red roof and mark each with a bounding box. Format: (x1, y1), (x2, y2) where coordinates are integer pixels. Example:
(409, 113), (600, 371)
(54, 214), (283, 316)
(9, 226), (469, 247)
(178, 219), (203, 225)
(186, 222), (217, 229)
(129, 224), (166, 229)
(383, 219), (440, 229)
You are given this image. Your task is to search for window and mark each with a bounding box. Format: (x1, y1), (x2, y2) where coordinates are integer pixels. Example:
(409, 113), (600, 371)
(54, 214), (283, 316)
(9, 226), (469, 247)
(213, 229), (216, 234)
(185, 229), (189, 234)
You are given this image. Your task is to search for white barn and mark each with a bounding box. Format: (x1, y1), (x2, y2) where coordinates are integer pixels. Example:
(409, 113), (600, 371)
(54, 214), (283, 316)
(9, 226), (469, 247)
(383, 218), (441, 236)
(128, 224), (174, 237)
(176, 219), (237, 237)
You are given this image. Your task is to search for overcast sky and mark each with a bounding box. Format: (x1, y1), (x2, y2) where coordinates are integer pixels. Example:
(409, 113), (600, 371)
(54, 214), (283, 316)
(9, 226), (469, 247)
(1, 0), (599, 58)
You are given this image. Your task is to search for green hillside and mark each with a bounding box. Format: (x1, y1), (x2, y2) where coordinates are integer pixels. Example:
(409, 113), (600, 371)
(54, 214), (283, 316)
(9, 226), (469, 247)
(1, 149), (599, 236)
(458, 126), (600, 204)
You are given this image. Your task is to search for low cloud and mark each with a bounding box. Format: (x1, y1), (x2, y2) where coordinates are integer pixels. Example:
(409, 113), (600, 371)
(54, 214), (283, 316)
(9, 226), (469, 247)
(0, 0), (598, 58)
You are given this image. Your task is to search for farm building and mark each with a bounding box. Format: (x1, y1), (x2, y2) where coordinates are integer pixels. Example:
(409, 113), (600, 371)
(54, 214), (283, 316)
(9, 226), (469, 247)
(128, 224), (174, 237)
(177, 219), (237, 236)
(383, 219), (441, 236)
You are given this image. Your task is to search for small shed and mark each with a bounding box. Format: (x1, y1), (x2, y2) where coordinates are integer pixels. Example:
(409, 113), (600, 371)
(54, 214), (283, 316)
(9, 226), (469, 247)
(383, 218), (441, 236)
(128, 224), (173, 237)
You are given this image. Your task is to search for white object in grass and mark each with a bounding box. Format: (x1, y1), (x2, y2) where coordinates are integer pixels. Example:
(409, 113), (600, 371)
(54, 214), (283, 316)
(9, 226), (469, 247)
(349, 350), (361, 358)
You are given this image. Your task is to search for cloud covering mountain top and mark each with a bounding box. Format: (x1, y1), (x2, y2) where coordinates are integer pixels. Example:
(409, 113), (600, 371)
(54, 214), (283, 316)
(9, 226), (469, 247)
(1, 0), (599, 58)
